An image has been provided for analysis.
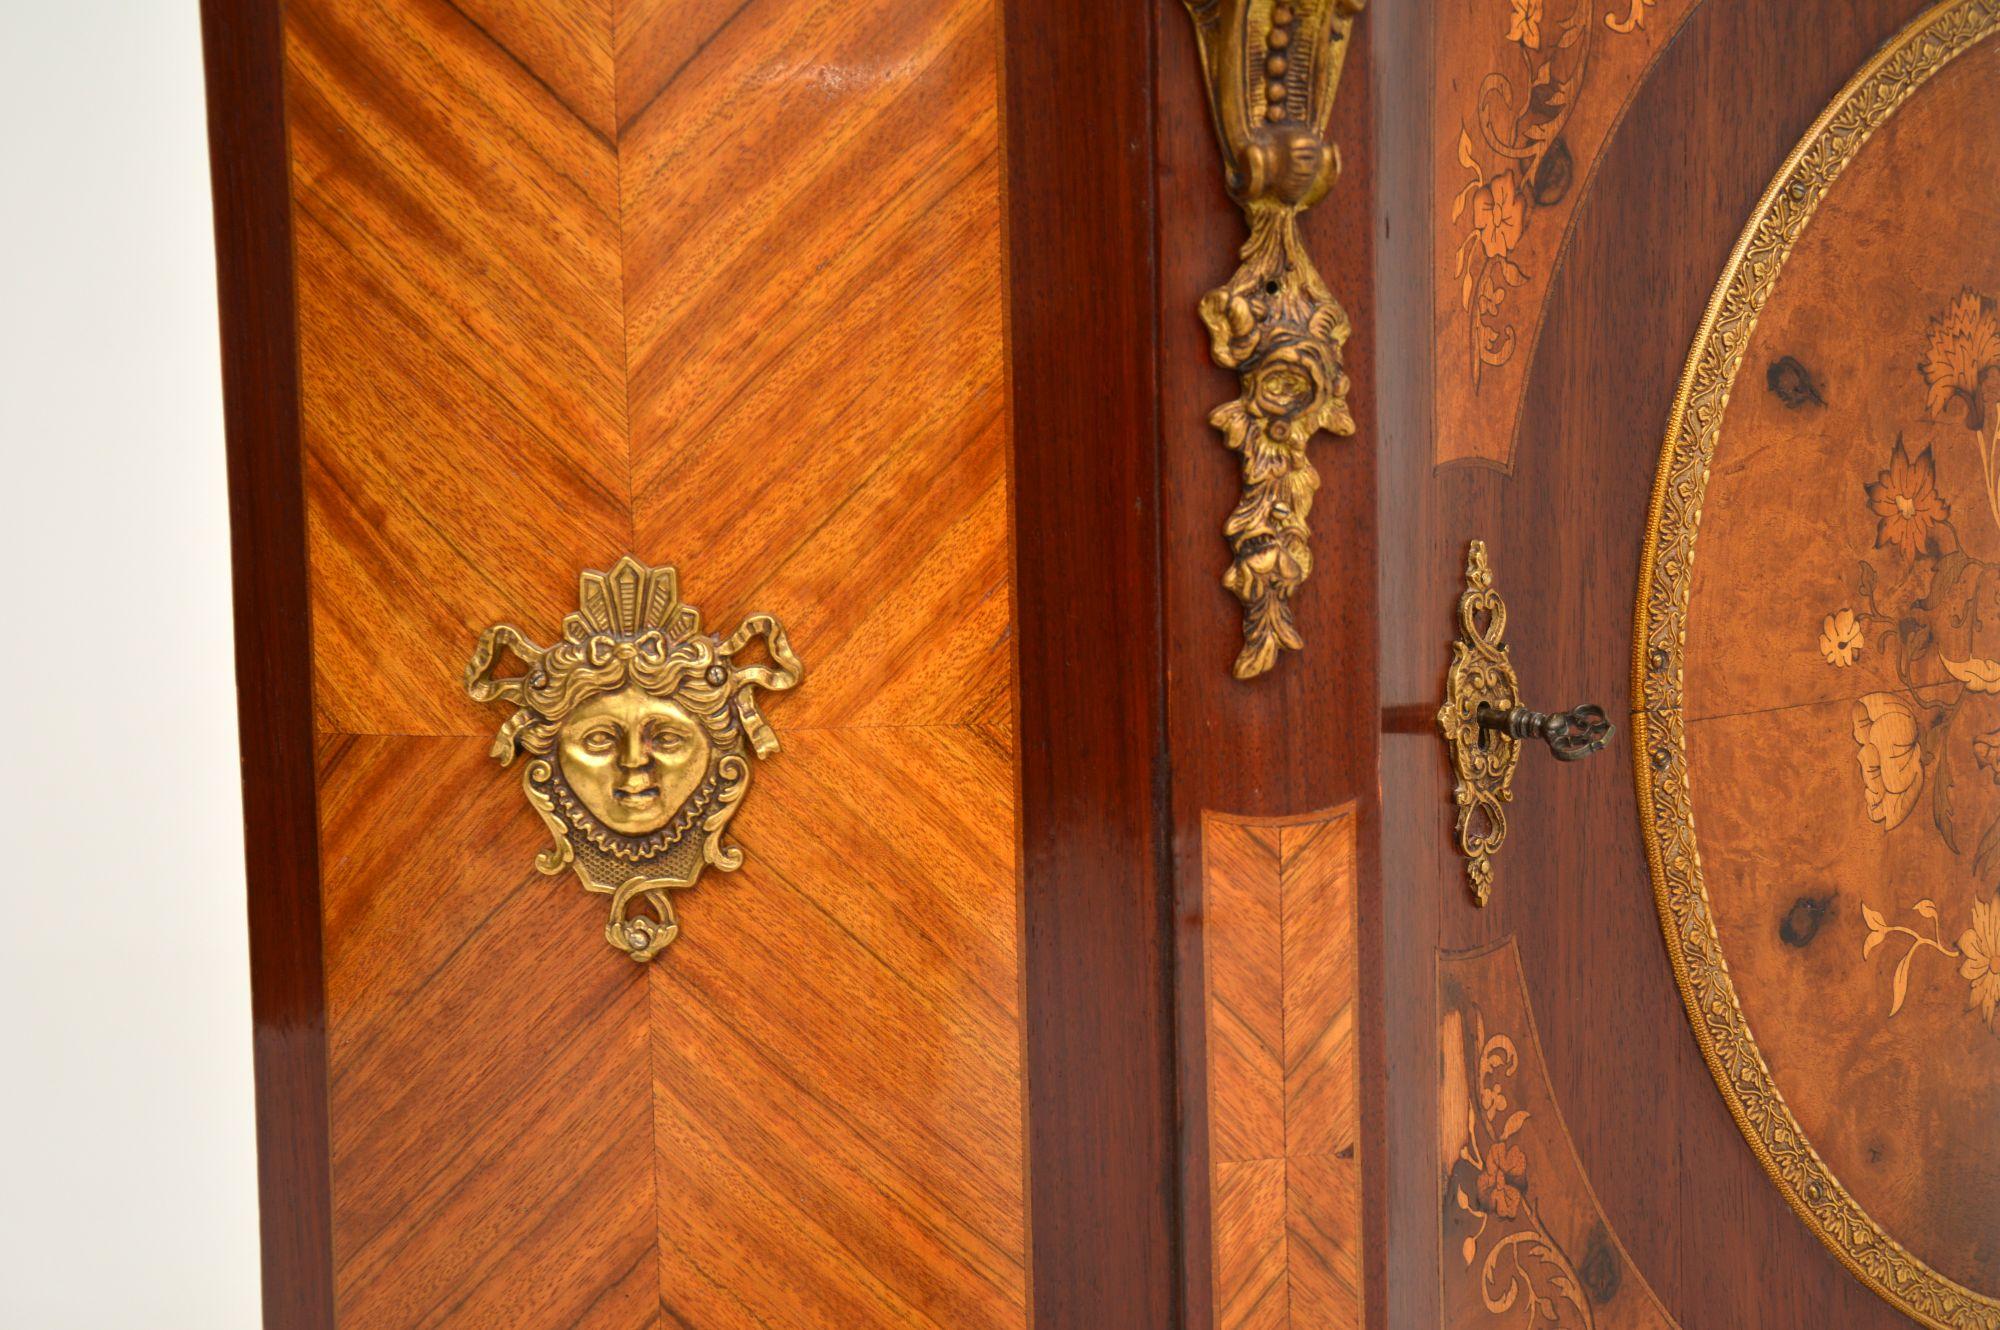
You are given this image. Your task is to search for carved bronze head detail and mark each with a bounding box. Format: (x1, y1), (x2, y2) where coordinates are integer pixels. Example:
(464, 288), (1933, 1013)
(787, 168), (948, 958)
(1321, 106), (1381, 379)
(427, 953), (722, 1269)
(466, 557), (801, 961)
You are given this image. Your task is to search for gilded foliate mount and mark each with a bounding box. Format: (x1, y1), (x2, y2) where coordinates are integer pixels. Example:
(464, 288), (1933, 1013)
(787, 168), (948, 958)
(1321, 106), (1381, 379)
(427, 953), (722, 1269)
(466, 558), (801, 962)
(1183, 0), (1364, 679)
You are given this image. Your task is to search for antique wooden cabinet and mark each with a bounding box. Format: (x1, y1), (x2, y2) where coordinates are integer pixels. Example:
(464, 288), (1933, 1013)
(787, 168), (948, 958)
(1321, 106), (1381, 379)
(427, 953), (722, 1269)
(206, 0), (1998, 1326)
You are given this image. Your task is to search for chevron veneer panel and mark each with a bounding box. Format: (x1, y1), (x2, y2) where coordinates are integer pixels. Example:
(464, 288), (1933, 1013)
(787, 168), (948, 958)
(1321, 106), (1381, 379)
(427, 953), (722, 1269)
(621, 0), (1010, 731)
(1203, 806), (1362, 1330)
(317, 735), (657, 1330)
(288, 0), (1021, 1324)
(288, 0), (631, 738)
(650, 726), (1022, 1326)
(612, 0), (1021, 1321)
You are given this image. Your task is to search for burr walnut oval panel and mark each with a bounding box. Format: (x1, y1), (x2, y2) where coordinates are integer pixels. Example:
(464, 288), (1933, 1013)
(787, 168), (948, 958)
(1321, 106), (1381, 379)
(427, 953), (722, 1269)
(1635, 3), (2000, 1325)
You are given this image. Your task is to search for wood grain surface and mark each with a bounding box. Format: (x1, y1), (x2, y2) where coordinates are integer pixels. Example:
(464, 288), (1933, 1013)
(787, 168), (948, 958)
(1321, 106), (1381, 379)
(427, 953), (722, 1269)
(621, 0), (1008, 733)
(647, 728), (1021, 1326)
(273, 0), (1023, 1324)
(1378, 0), (1945, 1326)
(1154, 9), (1385, 1328)
(221, 0), (1378, 1321)
(1203, 808), (1362, 1330)
(318, 735), (657, 1330)
(1439, 942), (1679, 1330)
(1431, 0), (1698, 470)
(1005, 6), (1389, 1324)
(1670, 29), (2000, 1300)
(1002, 2), (1180, 1326)
(201, 0), (335, 1324)
(288, 0), (631, 739)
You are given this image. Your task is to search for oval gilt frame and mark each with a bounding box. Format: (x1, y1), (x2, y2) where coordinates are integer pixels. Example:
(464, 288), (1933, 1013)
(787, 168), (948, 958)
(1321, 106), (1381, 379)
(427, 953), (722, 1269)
(1633, 1), (2000, 1326)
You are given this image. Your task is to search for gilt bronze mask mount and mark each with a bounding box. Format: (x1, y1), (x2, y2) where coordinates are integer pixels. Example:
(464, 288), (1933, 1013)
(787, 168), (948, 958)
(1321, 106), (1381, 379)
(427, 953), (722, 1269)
(466, 557), (801, 961)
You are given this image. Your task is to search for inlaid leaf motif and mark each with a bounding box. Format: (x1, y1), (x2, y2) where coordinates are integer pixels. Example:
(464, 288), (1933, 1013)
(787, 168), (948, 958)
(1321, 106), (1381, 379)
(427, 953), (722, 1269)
(1944, 655), (2000, 691)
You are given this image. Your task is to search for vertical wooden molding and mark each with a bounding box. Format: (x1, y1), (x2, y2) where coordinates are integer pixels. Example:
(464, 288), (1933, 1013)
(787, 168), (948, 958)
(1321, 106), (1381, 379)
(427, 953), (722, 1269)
(198, 2), (335, 1326)
(1003, 2), (1180, 1327)
(1203, 805), (1363, 1330)
(1159, 6), (1382, 1327)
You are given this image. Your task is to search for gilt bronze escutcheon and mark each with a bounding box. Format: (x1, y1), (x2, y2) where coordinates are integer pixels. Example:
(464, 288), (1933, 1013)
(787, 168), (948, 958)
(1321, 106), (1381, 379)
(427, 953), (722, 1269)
(466, 557), (801, 961)
(1182, 0), (1365, 679)
(1438, 540), (1609, 905)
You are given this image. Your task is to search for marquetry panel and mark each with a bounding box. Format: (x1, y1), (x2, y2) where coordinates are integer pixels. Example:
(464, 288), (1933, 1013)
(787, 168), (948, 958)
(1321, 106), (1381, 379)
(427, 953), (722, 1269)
(1642, 20), (2000, 1318)
(455, 0), (617, 138)
(620, 0), (1009, 730)
(287, 0), (629, 737)
(288, 0), (1021, 1324)
(318, 735), (656, 1330)
(1203, 806), (1362, 1330)
(651, 726), (1023, 1327)
(1433, 0), (1697, 469)
(1439, 942), (1679, 1330)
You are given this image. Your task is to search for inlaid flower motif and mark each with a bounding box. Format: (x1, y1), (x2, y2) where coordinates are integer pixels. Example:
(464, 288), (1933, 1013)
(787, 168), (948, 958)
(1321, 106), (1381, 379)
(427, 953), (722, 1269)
(1507, 0), (1542, 48)
(1958, 894), (2000, 1029)
(1922, 289), (2000, 426)
(1820, 609), (1862, 666)
(1475, 1138), (1527, 1219)
(1853, 693), (1924, 830)
(1473, 172), (1525, 259)
(1606, 0), (1656, 32)
(1977, 728), (2000, 783)
(1865, 438), (1950, 558)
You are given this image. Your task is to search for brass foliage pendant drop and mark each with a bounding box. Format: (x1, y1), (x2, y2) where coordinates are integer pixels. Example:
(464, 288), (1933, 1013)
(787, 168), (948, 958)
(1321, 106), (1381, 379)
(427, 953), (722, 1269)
(1183, 0), (1365, 678)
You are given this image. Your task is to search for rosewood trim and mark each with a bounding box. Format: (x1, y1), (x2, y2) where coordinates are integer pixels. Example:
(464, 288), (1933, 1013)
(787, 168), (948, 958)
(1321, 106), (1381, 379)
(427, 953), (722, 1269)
(199, 3), (334, 1326)
(1003, 1), (1181, 1325)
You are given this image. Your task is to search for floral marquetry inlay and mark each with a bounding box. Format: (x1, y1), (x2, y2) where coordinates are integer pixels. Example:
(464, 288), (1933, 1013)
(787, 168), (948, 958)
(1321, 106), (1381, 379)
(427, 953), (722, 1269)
(1809, 291), (2000, 1036)
(1440, 943), (1681, 1330)
(1635, 3), (2000, 1325)
(1435, 0), (1696, 468)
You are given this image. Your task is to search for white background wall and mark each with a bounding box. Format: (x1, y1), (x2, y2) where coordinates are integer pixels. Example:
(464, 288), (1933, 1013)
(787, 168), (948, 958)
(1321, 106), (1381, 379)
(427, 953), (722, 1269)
(0, 3), (262, 1326)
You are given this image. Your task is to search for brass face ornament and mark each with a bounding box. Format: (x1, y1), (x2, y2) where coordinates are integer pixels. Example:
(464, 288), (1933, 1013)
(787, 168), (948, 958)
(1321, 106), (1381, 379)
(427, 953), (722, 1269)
(466, 557), (801, 961)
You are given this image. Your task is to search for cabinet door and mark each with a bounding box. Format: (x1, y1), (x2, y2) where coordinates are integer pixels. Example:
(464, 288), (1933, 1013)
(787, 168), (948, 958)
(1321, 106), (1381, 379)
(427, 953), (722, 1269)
(208, 3), (1025, 1326)
(1381, 1), (2000, 1327)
